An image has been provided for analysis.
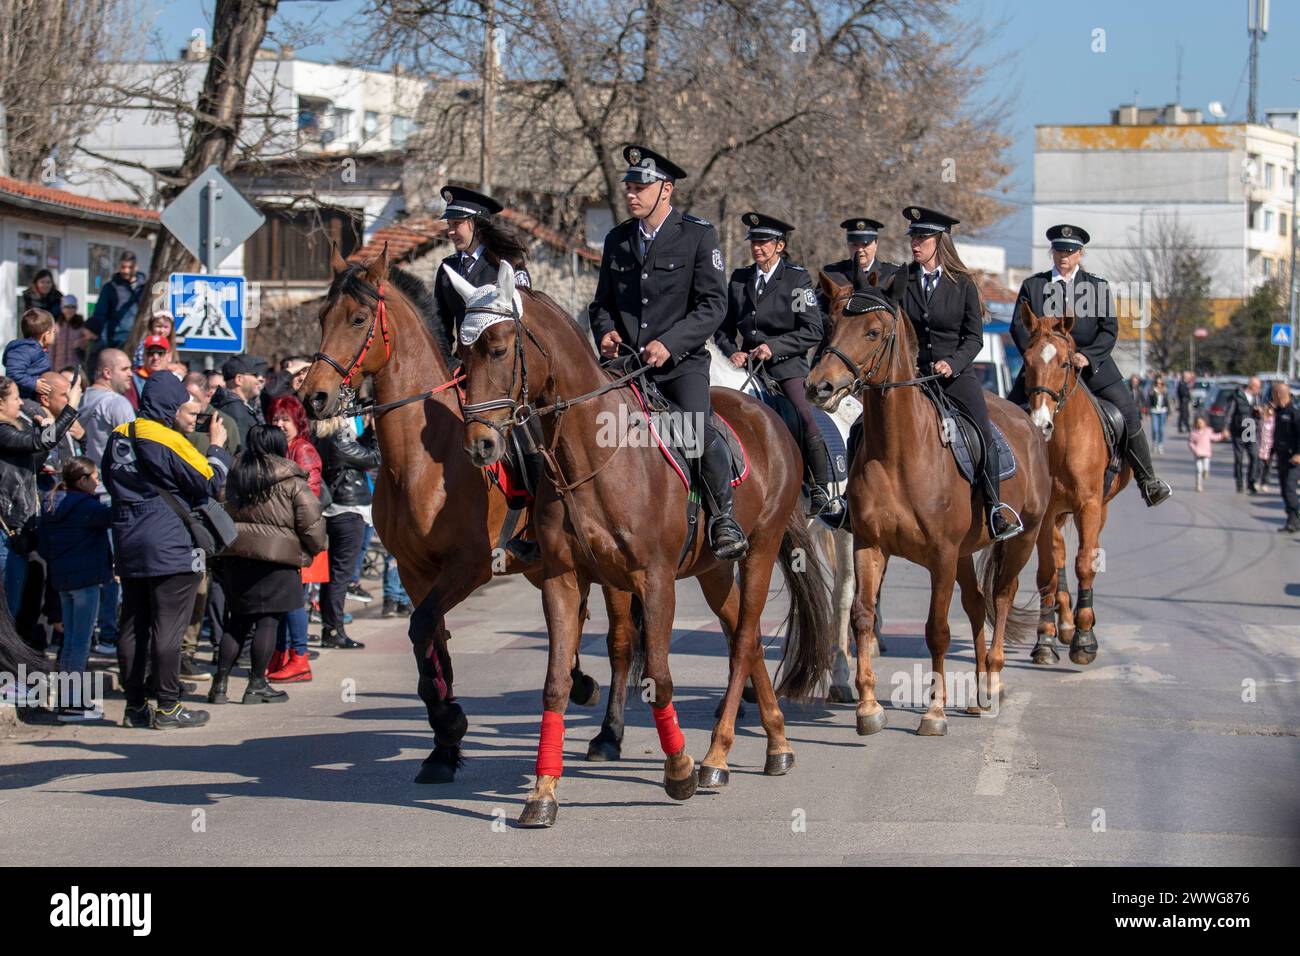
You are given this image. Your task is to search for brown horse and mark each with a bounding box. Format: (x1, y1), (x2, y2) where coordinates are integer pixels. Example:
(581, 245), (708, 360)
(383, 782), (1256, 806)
(299, 247), (640, 784)
(806, 270), (1050, 732)
(453, 260), (832, 828)
(1018, 302), (1131, 666)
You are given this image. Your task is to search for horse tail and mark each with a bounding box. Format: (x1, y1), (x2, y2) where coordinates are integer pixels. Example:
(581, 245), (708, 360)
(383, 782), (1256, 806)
(627, 595), (646, 689)
(773, 508), (834, 700)
(976, 542), (1037, 645)
(0, 583), (46, 676)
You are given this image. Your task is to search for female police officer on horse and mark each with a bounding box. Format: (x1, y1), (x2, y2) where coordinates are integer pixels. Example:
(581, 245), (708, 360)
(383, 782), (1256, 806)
(713, 212), (839, 518)
(901, 205), (1022, 540)
(433, 185), (532, 351)
(1007, 224), (1171, 507)
(588, 145), (747, 560)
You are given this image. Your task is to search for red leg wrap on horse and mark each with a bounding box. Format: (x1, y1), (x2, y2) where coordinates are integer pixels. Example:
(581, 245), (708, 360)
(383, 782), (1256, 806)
(536, 710), (565, 778)
(652, 702), (685, 755)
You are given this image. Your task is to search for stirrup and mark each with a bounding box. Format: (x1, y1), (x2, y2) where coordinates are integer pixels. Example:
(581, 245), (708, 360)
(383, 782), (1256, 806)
(989, 503), (1024, 542)
(1139, 477), (1173, 507)
(708, 514), (749, 561)
(504, 535), (540, 564)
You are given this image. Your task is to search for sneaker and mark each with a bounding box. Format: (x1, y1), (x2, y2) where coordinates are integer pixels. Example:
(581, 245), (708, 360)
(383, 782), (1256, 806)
(346, 583), (374, 604)
(123, 703), (153, 728)
(382, 599), (399, 618)
(152, 703), (210, 730)
(92, 642), (117, 657)
(179, 656), (211, 682)
(321, 628), (365, 650)
(58, 705), (104, 723)
(396, 601), (414, 615)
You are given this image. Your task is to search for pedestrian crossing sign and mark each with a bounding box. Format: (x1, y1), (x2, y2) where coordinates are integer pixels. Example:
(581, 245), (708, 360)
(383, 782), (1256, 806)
(169, 273), (246, 353)
(1271, 323), (1292, 347)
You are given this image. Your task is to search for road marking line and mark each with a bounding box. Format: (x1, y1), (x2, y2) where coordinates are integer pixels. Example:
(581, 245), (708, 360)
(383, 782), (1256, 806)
(975, 691), (1030, 797)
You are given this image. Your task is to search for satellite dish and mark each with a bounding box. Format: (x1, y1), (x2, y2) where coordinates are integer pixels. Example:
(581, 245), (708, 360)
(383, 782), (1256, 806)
(1208, 101), (1226, 119)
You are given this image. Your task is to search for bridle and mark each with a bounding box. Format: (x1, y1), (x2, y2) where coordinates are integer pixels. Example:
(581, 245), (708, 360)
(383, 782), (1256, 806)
(823, 292), (944, 395)
(1024, 330), (1081, 422)
(308, 278), (464, 419)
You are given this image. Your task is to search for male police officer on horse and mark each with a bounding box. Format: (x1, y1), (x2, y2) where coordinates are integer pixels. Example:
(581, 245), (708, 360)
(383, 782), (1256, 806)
(1008, 225), (1171, 507)
(588, 145), (747, 560)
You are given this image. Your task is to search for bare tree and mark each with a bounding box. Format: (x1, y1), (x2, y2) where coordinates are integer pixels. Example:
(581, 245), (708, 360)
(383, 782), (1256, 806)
(0, 0), (136, 180)
(1119, 215), (1216, 374)
(367, 0), (1011, 267)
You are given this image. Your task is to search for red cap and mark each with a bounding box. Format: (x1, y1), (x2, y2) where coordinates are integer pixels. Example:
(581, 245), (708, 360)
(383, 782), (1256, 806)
(143, 335), (170, 352)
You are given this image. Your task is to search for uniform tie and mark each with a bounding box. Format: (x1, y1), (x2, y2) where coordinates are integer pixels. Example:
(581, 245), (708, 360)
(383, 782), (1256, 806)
(924, 270), (939, 301)
(459, 253), (476, 277)
(756, 274), (768, 297)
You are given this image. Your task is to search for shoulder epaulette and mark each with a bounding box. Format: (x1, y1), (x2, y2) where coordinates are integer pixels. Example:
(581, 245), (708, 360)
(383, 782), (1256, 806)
(786, 263), (806, 272)
(682, 213), (712, 227)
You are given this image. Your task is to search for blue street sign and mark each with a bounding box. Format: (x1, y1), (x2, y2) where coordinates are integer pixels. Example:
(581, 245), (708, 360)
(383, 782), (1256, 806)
(169, 273), (245, 353)
(1271, 323), (1292, 347)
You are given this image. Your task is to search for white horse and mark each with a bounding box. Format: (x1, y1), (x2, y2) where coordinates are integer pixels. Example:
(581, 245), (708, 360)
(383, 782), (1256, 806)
(706, 341), (880, 700)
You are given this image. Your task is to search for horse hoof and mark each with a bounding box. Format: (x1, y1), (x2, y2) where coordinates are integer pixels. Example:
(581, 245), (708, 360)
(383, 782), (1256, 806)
(764, 752), (795, 776)
(413, 747), (459, 784)
(585, 735), (622, 762)
(916, 716), (948, 736)
(1069, 630), (1098, 666)
(569, 674), (601, 708)
(1030, 642), (1060, 665)
(664, 768), (698, 801)
(697, 765), (729, 789)
(714, 699), (746, 720)
(856, 709), (887, 736)
(1057, 626), (1075, 646)
(828, 684), (856, 704)
(517, 798), (558, 828)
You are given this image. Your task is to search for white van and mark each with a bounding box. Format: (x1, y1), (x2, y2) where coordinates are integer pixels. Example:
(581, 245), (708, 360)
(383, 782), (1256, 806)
(972, 325), (1014, 399)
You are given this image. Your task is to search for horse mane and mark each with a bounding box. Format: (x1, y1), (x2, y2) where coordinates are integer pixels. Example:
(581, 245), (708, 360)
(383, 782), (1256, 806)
(327, 263), (453, 366)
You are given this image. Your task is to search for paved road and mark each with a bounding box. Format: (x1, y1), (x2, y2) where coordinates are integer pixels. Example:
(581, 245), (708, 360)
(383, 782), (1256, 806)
(2, 442), (1297, 865)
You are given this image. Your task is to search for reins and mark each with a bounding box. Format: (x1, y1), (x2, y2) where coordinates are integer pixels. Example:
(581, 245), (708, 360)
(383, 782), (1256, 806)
(1024, 332), (1083, 422)
(825, 297), (945, 395)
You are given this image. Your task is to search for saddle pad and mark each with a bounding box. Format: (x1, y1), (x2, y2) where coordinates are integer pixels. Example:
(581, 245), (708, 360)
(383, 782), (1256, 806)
(757, 389), (848, 482)
(485, 458), (532, 509)
(951, 416), (1016, 484)
(629, 383), (749, 491)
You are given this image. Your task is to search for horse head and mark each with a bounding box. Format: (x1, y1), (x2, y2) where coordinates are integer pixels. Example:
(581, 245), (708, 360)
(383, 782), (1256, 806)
(301, 244), (398, 419)
(806, 266), (909, 410)
(450, 259), (537, 467)
(1020, 299), (1076, 441)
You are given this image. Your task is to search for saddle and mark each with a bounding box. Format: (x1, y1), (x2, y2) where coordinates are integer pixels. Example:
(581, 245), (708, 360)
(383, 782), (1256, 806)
(1083, 388), (1126, 496)
(923, 382), (1016, 484)
(755, 386), (850, 482)
(629, 381), (749, 491)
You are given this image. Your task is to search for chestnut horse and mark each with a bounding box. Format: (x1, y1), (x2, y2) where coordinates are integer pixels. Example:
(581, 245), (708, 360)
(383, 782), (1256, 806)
(300, 248), (640, 784)
(806, 270), (1050, 733)
(453, 261), (832, 828)
(1018, 302), (1130, 666)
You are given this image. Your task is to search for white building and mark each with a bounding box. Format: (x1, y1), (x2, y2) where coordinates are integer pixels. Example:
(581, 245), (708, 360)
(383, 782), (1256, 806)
(72, 48), (430, 208)
(0, 177), (157, 345)
(1033, 103), (1299, 332)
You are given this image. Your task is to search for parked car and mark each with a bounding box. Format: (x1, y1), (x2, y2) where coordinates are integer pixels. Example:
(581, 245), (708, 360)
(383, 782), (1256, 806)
(1205, 378), (1299, 430)
(973, 332), (1013, 399)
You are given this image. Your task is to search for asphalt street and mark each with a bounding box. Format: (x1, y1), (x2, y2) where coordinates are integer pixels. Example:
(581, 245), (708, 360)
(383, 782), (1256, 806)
(1, 438), (1297, 865)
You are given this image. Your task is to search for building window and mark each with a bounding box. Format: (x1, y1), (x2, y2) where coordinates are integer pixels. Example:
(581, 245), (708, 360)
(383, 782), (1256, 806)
(244, 206), (363, 282)
(1282, 213), (1290, 238)
(1265, 163), (1275, 190)
(298, 96), (330, 144)
(331, 107), (354, 145)
(1264, 209), (1274, 233)
(391, 115), (414, 147)
(364, 110), (380, 140)
(87, 242), (132, 305)
(17, 231), (61, 288)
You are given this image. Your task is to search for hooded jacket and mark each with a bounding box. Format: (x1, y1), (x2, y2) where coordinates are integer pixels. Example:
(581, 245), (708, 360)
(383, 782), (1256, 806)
(102, 372), (233, 578)
(2, 338), (52, 399)
(222, 457), (326, 566)
(37, 490), (113, 590)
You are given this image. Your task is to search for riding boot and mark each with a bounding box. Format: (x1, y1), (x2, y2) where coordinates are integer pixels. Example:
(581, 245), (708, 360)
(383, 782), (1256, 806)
(1125, 432), (1172, 506)
(700, 426), (749, 560)
(802, 430), (843, 519)
(982, 440), (1023, 541)
(502, 449), (545, 564)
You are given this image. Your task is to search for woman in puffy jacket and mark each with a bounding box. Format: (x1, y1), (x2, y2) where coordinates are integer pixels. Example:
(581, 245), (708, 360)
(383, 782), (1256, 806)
(209, 425), (325, 705)
(313, 414), (379, 650)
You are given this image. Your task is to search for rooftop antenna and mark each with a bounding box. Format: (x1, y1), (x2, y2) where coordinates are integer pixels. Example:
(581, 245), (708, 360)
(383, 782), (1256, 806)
(1175, 42), (1183, 103)
(1247, 0), (1269, 124)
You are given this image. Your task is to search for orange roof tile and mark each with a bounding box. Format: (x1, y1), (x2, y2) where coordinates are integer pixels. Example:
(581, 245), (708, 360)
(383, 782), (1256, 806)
(0, 176), (159, 225)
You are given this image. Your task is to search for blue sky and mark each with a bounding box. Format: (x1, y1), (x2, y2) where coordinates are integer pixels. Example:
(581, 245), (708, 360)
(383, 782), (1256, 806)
(150, 0), (1299, 263)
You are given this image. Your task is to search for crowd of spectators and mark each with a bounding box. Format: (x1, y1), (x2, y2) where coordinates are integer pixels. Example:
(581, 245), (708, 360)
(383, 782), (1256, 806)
(1, 298), (405, 725)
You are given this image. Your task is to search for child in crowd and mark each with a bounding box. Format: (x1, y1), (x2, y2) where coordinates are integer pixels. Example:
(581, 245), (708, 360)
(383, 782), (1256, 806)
(36, 456), (113, 721)
(2, 308), (56, 400)
(1257, 403), (1275, 491)
(1187, 415), (1225, 493)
